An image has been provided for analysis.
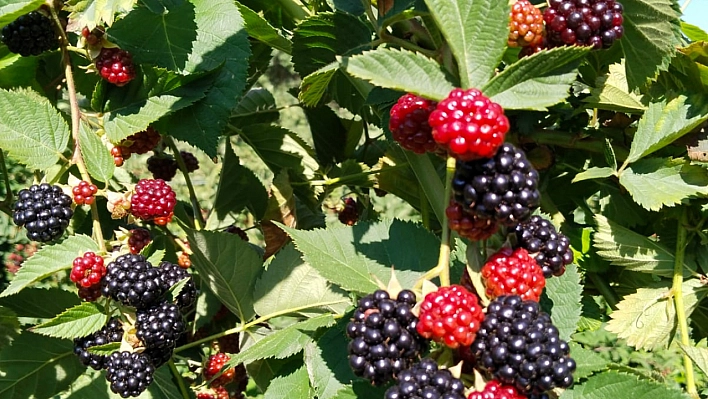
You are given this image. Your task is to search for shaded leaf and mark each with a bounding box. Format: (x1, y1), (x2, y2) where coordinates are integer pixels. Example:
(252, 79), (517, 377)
(238, 1), (293, 54)
(263, 365), (312, 399)
(585, 63), (646, 113)
(570, 342), (609, 380)
(0, 307), (19, 350)
(572, 167), (615, 183)
(299, 62), (338, 107)
(0, 0), (44, 28)
(0, 288), (80, 319)
(230, 87), (279, 128)
(262, 171), (297, 260)
(302, 104), (349, 166)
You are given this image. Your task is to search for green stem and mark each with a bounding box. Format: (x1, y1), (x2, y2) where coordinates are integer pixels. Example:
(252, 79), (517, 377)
(295, 163), (411, 186)
(0, 150), (12, 206)
(587, 272), (619, 311)
(508, 130), (629, 162)
(362, 0), (378, 30)
(404, 152), (446, 223)
(166, 137), (204, 230)
(379, 32), (438, 58)
(435, 157), (456, 286)
(673, 208), (698, 398)
(168, 360), (190, 399)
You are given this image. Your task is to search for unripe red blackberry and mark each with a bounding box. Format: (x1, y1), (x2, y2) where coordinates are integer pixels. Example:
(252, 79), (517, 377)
(347, 289), (428, 385)
(446, 201), (498, 241)
(482, 247), (546, 302)
(338, 198), (359, 226)
(72, 180), (98, 205)
(101, 253), (165, 309)
(226, 225), (249, 241)
(544, 0), (624, 49)
(12, 183), (73, 242)
(147, 156), (178, 181)
(384, 358), (466, 399)
(508, 0), (545, 47)
(180, 151), (200, 172)
(452, 143), (540, 226)
(468, 380), (527, 399)
(429, 89), (510, 161)
(111, 146), (125, 166)
(158, 261), (197, 310)
(105, 351), (156, 397)
(70, 252), (106, 288)
(519, 38), (548, 58)
(514, 215), (573, 278)
(78, 284), (102, 302)
(73, 318), (123, 370)
(204, 353), (235, 387)
(129, 179), (177, 226)
(389, 94), (440, 154)
(95, 47), (136, 86)
(1, 12), (58, 57)
(128, 228), (151, 254)
(471, 295), (576, 395)
(135, 300), (186, 350)
(416, 284), (485, 348)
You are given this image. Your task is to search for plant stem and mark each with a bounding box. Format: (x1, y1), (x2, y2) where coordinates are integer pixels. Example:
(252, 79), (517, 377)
(435, 157), (456, 286)
(508, 130), (629, 162)
(379, 32), (438, 58)
(362, 0), (379, 30)
(673, 208), (698, 398)
(168, 360), (190, 399)
(587, 272), (618, 311)
(681, 0), (693, 12)
(165, 137), (204, 230)
(0, 150), (12, 207)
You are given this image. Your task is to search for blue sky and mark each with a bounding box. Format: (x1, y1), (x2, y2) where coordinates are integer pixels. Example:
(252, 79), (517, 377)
(682, 0), (708, 32)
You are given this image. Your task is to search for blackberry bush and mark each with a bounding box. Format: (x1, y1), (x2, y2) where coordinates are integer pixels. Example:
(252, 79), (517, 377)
(383, 358), (465, 399)
(12, 183), (73, 242)
(1, 11), (58, 56)
(514, 215), (573, 278)
(101, 254), (164, 309)
(105, 351), (156, 398)
(73, 318), (123, 370)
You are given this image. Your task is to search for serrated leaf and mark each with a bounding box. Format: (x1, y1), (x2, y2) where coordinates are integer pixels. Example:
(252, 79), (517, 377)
(585, 63), (646, 113)
(263, 365), (312, 399)
(0, 235), (98, 297)
(569, 342), (609, 380)
(254, 244), (350, 318)
(605, 279), (708, 351)
(165, 277), (189, 305)
(678, 343), (708, 377)
(559, 371), (691, 399)
(304, 341), (346, 399)
(572, 167), (615, 183)
(145, 248), (165, 266)
(65, 0), (136, 29)
(681, 22), (708, 42)
(593, 215), (690, 277)
(193, 280), (223, 331)
(626, 94), (708, 163)
(55, 366), (182, 399)
(423, 0), (508, 88)
(279, 219), (437, 294)
(483, 46), (589, 110)
(186, 229), (263, 321)
(0, 331), (83, 399)
(619, 158), (708, 211)
(620, 0), (681, 90)
(0, 88), (70, 170)
(79, 121), (114, 182)
(542, 264), (582, 341)
(237, 2), (292, 54)
(86, 342), (121, 356)
(31, 302), (106, 340)
(577, 296), (604, 332)
(345, 48), (454, 101)
(0, 0), (44, 28)
(299, 62), (339, 107)
(303, 105), (349, 166)
(0, 288), (80, 319)
(303, 317), (355, 399)
(230, 87), (279, 128)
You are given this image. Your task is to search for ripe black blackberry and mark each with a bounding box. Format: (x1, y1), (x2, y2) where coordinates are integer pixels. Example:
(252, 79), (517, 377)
(471, 295), (576, 395)
(135, 300), (186, 350)
(338, 198), (359, 226)
(144, 346), (173, 368)
(12, 183), (73, 242)
(346, 289), (428, 385)
(73, 318), (123, 370)
(544, 0), (624, 49)
(1, 11), (58, 57)
(101, 254), (165, 309)
(147, 156), (178, 181)
(452, 143), (540, 226)
(180, 151), (200, 172)
(105, 351), (156, 398)
(514, 215), (573, 278)
(383, 358), (465, 399)
(158, 261), (196, 310)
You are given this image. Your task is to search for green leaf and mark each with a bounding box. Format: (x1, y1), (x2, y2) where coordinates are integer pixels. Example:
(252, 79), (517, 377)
(55, 367), (182, 399)
(79, 121), (114, 183)
(302, 104), (349, 166)
(345, 48), (454, 101)
(0, 307), (19, 350)
(559, 371), (691, 399)
(254, 244), (350, 318)
(145, 249), (165, 266)
(569, 342), (609, 380)
(165, 277), (189, 305)
(86, 342), (121, 356)
(0, 88), (70, 170)
(605, 279), (708, 351)
(193, 281), (223, 331)
(593, 215), (690, 277)
(226, 314), (335, 366)
(65, 0), (136, 29)
(292, 11), (371, 77)
(584, 63), (646, 113)
(626, 95), (708, 163)
(303, 317), (356, 399)
(0, 331), (83, 399)
(299, 62), (339, 107)
(677, 343), (708, 377)
(572, 167), (615, 183)
(0, 235), (98, 297)
(237, 2), (293, 54)
(681, 22), (708, 42)
(263, 365), (312, 399)
(186, 229), (263, 321)
(404, 151), (445, 223)
(620, 0), (681, 90)
(619, 158), (708, 211)
(0, 0), (44, 28)
(0, 288), (80, 319)
(483, 46), (590, 110)
(230, 87), (279, 128)
(423, 0), (508, 88)
(542, 264), (582, 341)
(31, 302), (106, 340)
(280, 219), (438, 294)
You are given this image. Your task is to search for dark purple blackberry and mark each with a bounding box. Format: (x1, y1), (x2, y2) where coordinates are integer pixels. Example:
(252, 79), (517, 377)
(452, 143), (540, 226)
(544, 0), (623, 49)
(144, 346), (173, 368)
(1, 11), (58, 57)
(12, 183), (73, 242)
(514, 215), (573, 278)
(101, 254), (165, 309)
(105, 351), (155, 398)
(73, 318), (123, 370)
(147, 156), (178, 181)
(346, 289), (428, 385)
(179, 151), (199, 172)
(135, 301), (186, 350)
(471, 295), (576, 395)
(158, 261), (196, 310)
(383, 358), (465, 399)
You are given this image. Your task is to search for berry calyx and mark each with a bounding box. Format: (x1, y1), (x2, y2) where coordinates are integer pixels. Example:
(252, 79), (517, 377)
(129, 179), (177, 226)
(514, 215), (573, 278)
(544, 0), (624, 49)
(446, 200), (499, 241)
(70, 252), (106, 288)
(384, 358), (466, 399)
(12, 183), (73, 242)
(416, 284), (485, 348)
(338, 198), (359, 226)
(204, 353), (235, 387)
(95, 47), (136, 86)
(482, 247), (545, 302)
(72, 180), (98, 205)
(468, 380), (527, 399)
(128, 228), (151, 254)
(105, 351), (156, 397)
(508, 0), (545, 48)
(428, 89), (510, 161)
(147, 155), (178, 181)
(101, 253), (164, 309)
(1, 11), (58, 57)
(180, 151), (200, 172)
(389, 93), (440, 154)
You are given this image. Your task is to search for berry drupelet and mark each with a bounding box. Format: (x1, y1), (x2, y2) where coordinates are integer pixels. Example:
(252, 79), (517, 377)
(12, 183), (73, 242)
(105, 351), (156, 398)
(204, 353), (235, 387)
(101, 253), (164, 309)
(508, 0), (546, 48)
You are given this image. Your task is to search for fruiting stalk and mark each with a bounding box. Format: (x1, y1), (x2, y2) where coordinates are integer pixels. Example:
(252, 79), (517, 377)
(166, 137), (204, 230)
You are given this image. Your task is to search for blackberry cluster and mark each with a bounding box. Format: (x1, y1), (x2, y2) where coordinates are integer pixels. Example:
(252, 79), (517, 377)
(157, 261), (197, 310)
(346, 289), (428, 385)
(12, 183), (73, 242)
(446, 201), (498, 241)
(544, 0), (624, 49)
(101, 254), (165, 309)
(147, 156), (178, 181)
(73, 318), (123, 370)
(389, 93), (440, 154)
(338, 198), (359, 226)
(452, 143), (540, 226)
(135, 301), (186, 351)
(383, 358), (465, 399)
(471, 295), (575, 395)
(105, 351), (156, 398)
(1, 12), (58, 57)
(514, 215), (573, 277)
(95, 47), (136, 86)
(180, 151), (200, 172)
